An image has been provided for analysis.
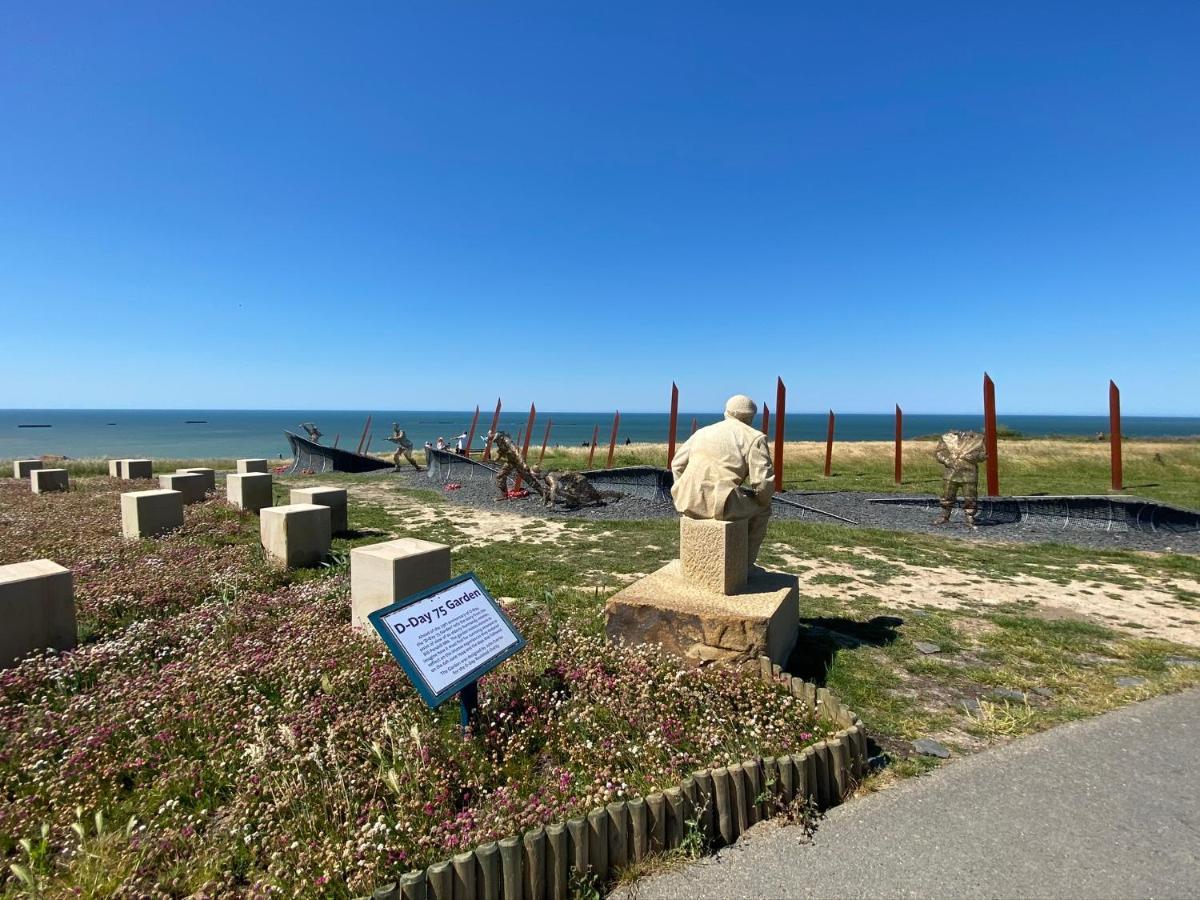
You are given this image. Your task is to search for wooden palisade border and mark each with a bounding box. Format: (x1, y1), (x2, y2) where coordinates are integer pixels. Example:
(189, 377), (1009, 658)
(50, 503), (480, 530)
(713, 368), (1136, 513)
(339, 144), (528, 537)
(367, 656), (868, 899)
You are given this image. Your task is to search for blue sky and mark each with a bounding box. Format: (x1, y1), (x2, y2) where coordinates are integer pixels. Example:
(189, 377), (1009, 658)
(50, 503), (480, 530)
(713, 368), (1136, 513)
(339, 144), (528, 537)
(1, 2), (1196, 414)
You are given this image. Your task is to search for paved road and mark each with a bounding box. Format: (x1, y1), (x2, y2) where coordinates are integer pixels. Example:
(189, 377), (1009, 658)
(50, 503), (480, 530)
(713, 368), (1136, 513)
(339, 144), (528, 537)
(627, 689), (1200, 899)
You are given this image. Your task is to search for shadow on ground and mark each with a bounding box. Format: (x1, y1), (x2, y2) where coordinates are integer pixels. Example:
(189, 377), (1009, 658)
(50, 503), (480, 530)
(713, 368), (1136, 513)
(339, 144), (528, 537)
(786, 615), (903, 684)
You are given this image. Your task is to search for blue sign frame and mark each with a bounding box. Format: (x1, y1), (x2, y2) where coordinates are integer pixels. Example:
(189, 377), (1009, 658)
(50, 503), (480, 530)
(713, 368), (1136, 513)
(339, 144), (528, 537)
(368, 571), (526, 709)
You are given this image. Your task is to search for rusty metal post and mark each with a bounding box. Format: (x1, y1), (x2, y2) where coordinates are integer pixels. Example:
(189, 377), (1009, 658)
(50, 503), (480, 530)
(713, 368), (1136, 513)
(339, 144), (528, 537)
(587, 424), (599, 467)
(666, 383), (680, 469)
(894, 405), (903, 484)
(606, 411), (620, 469)
(983, 373), (999, 496)
(773, 378), (786, 492)
(691, 417), (698, 436)
(761, 403), (770, 437)
(513, 403), (536, 491)
(465, 405), (480, 458)
(824, 410), (835, 477)
(332, 434), (340, 449)
(1110, 380), (1123, 490)
(482, 398), (502, 461)
(355, 415), (373, 456)
(537, 418), (553, 466)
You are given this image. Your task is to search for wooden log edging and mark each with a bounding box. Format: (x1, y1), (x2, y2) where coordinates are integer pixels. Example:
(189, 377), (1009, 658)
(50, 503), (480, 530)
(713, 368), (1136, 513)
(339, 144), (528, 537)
(370, 657), (867, 899)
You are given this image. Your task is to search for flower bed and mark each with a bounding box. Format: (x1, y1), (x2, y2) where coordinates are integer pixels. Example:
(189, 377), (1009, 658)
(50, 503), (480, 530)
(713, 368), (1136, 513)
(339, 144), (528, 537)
(0, 478), (832, 896)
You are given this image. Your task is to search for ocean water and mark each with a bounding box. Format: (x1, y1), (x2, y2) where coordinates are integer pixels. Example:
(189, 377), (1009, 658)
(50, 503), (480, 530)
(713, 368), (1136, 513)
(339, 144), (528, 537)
(2, 410), (1198, 461)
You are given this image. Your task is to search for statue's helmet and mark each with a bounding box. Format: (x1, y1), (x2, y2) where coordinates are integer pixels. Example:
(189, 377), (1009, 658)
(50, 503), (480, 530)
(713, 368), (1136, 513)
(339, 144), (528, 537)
(724, 394), (757, 424)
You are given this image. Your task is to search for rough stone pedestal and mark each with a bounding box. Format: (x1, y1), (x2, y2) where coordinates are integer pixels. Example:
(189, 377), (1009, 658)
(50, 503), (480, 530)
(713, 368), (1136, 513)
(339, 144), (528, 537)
(0, 560), (77, 669)
(260, 503), (331, 568)
(350, 538), (451, 632)
(121, 489), (184, 538)
(124, 459), (153, 479)
(226, 473), (273, 512)
(290, 486), (349, 534)
(31, 469), (69, 493)
(680, 518), (748, 594)
(177, 467), (216, 493)
(158, 472), (206, 504)
(605, 561), (798, 667)
(237, 459), (269, 474)
(14, 460), (43, 479)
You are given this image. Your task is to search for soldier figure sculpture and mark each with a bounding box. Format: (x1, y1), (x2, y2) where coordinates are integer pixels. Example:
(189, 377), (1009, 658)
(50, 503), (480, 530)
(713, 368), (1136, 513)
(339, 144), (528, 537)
(542, 470), (608, 509)
(300, 422), (323, 443)
(489, 431), (543, 500)
(934, 430), (987, 528)
(386, 423), (421, 471)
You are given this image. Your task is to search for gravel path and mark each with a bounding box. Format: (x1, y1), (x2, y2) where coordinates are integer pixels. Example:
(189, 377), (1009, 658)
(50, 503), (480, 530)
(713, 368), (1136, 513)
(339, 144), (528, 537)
(397, 470), (1200, 554)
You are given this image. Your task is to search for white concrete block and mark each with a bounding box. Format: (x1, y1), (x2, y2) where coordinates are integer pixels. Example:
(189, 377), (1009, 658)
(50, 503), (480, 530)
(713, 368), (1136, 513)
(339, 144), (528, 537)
(123, 459), (153, 479)
(260, 503), (331, 568)
(14, 460), (43, 479)
(108, 459), (122, 477)
(350, 538), (451, 631)
(31, 469), (69, 494)
(121, 489), (184, 539)
(226, 473), (273, 512)
(0, 560), (76, 669)
(158, 472), (206, 504)
(237, 459), (269, 474)
(177, 467), (215, 493)
(289, 486), (348, 534)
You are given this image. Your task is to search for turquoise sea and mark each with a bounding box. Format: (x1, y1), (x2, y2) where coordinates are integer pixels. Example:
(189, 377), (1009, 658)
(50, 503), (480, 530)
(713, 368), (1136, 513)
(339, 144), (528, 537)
(2, 410), (1198, 461)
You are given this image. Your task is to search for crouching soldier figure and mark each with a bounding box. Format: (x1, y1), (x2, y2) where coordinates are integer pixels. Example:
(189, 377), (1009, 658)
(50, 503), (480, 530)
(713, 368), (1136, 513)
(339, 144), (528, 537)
(488, 431), (543, 501)
(934, 430), (987, 528)
(542, 470), (608, 509)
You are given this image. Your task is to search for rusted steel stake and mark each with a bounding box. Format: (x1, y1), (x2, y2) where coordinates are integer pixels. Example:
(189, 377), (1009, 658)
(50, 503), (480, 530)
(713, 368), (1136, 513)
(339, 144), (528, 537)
(356, 415), (372, 456)
(894, 405), (903, 484)
(983, 372), (999, 496)
(465, 405), (480, 459)
(482, 398), (502, 461)
(824, 410), (835, 477)
(513, 403), (536, 491)
(773, 377), (786, 492)
(606, 411), (620, 469)
(537, 418), (553, 466)
(332, 434), (340, 449)
(761, 403), (770, 437)
(690, 417), (697, 436)
(1110, 380), (1123, 490)
(666, 382), (680, 469)
(587, 424), (599, 467)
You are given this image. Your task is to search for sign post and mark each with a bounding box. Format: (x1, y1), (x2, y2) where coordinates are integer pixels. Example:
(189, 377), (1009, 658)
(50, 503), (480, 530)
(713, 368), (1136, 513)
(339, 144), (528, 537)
(369, 573), (525, 734)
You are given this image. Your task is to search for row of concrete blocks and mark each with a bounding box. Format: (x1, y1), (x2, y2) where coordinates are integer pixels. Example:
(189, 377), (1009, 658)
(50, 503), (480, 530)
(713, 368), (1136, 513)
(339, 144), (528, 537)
(105, 458), (271, 479)
(0, 534), (450, 669)
(363, 659), (867, 900)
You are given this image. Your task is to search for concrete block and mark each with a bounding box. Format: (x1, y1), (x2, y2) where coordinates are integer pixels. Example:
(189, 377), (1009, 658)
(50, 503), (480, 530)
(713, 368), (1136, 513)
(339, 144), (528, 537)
(0, 560), (76, 669)
(289, 486), (348, 534)
(177, 467), (215, 493)
(158, 472), (206, 504)
(605, 560), (798, 668)
(13, 460), (43, 479)
(237, 458), (269, 474)
(121, 489), (184, 539)
(226, 473), (273, 512)
(107, 459), (122, 477)
(260, 503), (331, 567)
(350, 538), (451, 631)
(123, 459), (153, 479)
(680, 517), (748, 594)
(31, 469), (69, 493)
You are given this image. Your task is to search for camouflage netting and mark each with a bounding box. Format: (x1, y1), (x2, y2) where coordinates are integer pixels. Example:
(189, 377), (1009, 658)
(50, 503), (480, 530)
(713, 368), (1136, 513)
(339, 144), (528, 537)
(869, 495), (1200, 534)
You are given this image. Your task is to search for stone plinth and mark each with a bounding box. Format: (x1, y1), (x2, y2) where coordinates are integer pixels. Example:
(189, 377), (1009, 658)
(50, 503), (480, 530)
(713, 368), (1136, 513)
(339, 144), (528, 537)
(108, 459), (122, 477)
(290, 486), (348, 534)
(158, 472), (206, 504)
(226, 473), (273, 512)
(237, 459), (269, 474)
(260, 503), (331, 568)
(14, 460), (43, 479)
(680, 517), (748, 595)
(605, 561), (798, 667)
(350, 538), (451, 632)
(0, 560), (77, 669)
(121, 489), (184, 539)
(31, 469), (69, 493)
(124, 459), (153, 479)
(177, 467), (215, 493)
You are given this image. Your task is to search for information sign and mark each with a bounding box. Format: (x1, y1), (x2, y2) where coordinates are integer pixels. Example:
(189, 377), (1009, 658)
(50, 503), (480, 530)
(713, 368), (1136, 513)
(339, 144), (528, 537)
(368, 572), (525, 708)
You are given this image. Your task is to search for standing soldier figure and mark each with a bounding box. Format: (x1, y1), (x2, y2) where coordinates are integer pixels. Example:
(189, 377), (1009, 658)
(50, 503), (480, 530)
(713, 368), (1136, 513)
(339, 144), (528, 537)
(386, 423), (421, 471)
(300, 422), (323, 443)
(934, 430), (987, 528)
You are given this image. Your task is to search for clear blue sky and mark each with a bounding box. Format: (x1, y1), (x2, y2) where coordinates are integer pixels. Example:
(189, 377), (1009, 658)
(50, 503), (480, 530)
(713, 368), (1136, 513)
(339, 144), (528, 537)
(2, 2), (1196, 415)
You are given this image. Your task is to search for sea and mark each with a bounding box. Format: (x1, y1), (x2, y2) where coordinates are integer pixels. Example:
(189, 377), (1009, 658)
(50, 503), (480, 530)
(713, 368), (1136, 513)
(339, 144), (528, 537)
(2, 410), (1198, 461)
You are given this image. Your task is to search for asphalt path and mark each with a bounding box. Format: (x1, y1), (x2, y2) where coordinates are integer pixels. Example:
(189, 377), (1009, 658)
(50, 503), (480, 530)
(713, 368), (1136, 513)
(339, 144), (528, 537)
(625, 689), (1200, 900)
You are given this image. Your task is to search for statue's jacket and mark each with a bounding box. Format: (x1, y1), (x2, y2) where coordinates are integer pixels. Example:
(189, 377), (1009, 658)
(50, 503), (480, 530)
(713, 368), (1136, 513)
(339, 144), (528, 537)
(670, 416), (775, 521)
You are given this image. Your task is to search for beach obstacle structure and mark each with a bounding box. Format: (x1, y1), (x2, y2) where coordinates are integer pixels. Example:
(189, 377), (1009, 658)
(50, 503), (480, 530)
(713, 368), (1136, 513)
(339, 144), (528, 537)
(108, 459), (154, 479)
(31, 469), (69, 494)
(177, 467), (215, 494)
(158, 472), (206, 504)
(289, 486), (348, 534)
(121, 489), (185, 538)
(0, 560), (77, 669)
(260, 503), (331, 567)
(227, 473), (273, 513)
(107, 459), (122, 477)
(13, 460), (43, 479)
(350, 538), (450, 632)
(237, 459), (269, 474)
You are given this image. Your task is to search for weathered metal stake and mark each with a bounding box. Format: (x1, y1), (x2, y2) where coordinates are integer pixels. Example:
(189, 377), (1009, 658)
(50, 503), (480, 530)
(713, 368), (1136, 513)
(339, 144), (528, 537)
(1110, 380), (1123, 490)
(513, 403), (536, 491)
(537, 418), (553, 466)
(773, 377), (786, 492)
(587, 424), (599, 467)
(761, 403), (770, 436)
(690, 417), (698, 436)
(824, 410), (835, 477)
(983, 372), (999, 496)
(356, 415), (372, 456)
(666, 382), (680, 469)
(465, 405), (480, 459)
(482, 398), (502, 461)
(894, 405), (903, 484)
(606, 411), (620, 469)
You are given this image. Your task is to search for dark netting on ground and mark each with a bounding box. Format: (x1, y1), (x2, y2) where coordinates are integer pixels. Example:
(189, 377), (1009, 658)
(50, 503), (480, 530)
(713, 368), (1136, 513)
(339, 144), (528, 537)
(868, 495), (1200, 534)
(424, 449), (675, 501)
(283, 432), (394, 475)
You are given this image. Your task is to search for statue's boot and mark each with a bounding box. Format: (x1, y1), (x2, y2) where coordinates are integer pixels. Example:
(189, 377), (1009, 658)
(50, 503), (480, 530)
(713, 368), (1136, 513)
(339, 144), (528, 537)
(933, 501), (953, 526)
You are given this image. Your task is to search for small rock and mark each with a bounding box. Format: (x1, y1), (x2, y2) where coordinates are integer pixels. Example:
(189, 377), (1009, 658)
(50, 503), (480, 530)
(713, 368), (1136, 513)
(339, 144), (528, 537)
(1031, 687), (1054, 699)
(913, 738), (951, 759)
(960, 698), (982, 715)
(1116, 676), (1148, 688)
(913, 641), (942, 655)
(989, 688), (1027, 703)
(1164, 656), (1200, 668)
